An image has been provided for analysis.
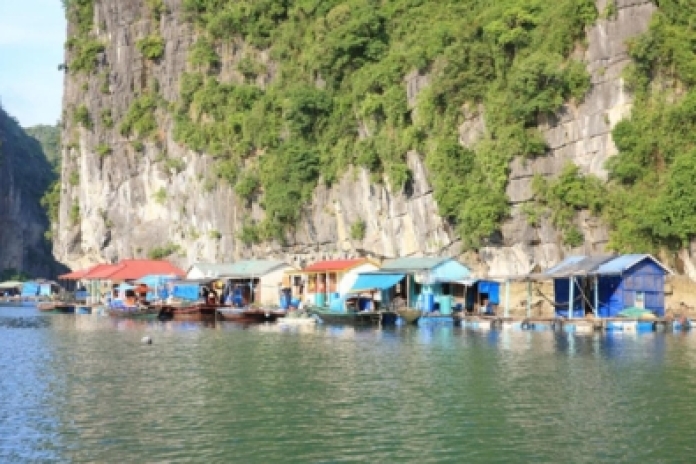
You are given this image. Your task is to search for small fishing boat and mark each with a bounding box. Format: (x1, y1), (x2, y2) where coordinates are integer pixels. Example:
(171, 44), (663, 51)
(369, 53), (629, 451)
(37, 302), (56, 312)
(52, 304), (76, 314)
(396, 307), (421, 324)
(106, 305), (163, 320)
(309, 307), (398, 326)
(157, 303), (220, 322)
(216, 307), (286, 323)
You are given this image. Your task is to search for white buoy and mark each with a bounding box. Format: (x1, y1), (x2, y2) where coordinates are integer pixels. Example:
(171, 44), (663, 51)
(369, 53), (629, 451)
(141, 336), (152, 345)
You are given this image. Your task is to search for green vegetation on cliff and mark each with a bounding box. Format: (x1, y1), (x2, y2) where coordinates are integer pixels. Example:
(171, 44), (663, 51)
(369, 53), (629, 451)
(176, 0), (596, 245)
(604, 1), (696, 253)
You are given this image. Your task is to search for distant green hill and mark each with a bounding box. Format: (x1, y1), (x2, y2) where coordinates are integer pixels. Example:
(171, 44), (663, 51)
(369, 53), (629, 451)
(25, 124), (61, 167)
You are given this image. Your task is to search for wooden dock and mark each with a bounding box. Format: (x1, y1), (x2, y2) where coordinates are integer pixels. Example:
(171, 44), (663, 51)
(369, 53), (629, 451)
(454, 314), (690, 332)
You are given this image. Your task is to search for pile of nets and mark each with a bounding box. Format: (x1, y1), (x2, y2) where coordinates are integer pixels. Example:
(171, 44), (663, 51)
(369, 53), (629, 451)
(617, 307), (656, 319)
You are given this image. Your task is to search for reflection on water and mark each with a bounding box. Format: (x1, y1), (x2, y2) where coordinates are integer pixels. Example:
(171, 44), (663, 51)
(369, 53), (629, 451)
(2, 306), (696, 462)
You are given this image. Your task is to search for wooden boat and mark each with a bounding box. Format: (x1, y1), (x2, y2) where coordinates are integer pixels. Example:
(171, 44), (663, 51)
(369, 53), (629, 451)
(52, 304), (76, 314)
(396, 307), (421, 324)
(217, 307), (286, 323)
(37, 302), (56, 312)
(309, 307), (398, 326)
(106, 305), (162, 320)
(157, 303), (220, 322)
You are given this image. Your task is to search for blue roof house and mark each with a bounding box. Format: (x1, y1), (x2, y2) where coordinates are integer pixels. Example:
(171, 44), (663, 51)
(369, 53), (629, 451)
(375, 257), (471, 314)
(544, 254), (671, 318)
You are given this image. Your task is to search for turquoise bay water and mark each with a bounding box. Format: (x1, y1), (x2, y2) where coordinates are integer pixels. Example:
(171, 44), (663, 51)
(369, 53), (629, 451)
(1, 306), (695, 463)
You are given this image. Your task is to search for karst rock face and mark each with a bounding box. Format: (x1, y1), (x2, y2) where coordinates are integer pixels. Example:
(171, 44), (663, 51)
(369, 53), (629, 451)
(0, 107), (59, 277)
(54, 0), (656, 273)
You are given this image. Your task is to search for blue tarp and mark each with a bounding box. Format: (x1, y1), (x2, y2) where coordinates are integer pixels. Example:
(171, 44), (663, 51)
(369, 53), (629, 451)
(350, 273), (404, 292)
(478, 281), (500, 304)
(138, 274), (177, 300)
(21, 282), (39, 297)
(137, 274), (177, 287)
(172, 284), (200, 301)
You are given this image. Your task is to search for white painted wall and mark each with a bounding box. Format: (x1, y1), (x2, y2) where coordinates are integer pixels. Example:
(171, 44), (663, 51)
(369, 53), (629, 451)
(186, 266), (206, 279)
(338, 262), (380, 295)
(258, 265), (296, 305)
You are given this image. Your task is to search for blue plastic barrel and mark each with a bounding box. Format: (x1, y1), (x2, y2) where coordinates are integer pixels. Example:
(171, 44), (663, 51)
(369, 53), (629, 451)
(423, 293), (435, 312)
(279, 294), (289, 309)
(290, 298), (300, 308)
(439, 295), (453, 315)
(315, 293), (326, 307)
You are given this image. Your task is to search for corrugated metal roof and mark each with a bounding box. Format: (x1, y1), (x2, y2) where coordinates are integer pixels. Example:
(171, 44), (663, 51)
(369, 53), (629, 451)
(303, 259), (368, 272)
(222, 260), (290, 277)
(543, 255), (614, 277)
(188, 263), (238, 277)
(594, 254), (672, 275)
(380, 257), (451, 271)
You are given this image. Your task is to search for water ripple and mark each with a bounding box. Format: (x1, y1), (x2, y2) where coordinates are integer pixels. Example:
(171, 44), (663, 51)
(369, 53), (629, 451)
(1, 307), (696, 462)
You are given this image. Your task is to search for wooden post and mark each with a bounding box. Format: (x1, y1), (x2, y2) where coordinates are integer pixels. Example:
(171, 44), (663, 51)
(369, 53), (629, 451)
(504, 279), (510, 318)
(568, 276), (575, 320)
(526, 280), (532, 318)
(594, 276), (599, 318)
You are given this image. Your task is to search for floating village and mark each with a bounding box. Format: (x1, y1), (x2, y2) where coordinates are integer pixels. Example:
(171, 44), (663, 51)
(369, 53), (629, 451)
(0, 253), (690, 333)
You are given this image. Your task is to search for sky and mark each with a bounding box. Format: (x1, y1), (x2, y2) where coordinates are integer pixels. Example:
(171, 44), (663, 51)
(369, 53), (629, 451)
(0, 0), (66, 128)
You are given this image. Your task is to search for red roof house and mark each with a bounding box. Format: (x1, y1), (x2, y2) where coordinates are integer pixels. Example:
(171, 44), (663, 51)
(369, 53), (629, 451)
(72, 260), (185, 281)
(107, 260), (185, 280)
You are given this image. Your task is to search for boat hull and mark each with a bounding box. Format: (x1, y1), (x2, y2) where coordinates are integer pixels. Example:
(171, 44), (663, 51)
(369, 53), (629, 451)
(107, 307), (162, 320)
(396, 308), (421, 324)
(310, 308), (398, 326)
(157, 304), (222, 322)
(217, 308), (286, 323)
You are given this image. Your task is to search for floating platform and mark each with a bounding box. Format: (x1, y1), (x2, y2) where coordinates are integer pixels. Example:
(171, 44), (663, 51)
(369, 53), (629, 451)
(454, 315), (690, 333)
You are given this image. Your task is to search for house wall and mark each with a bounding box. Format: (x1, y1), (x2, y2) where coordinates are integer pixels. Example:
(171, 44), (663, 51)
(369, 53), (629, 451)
(186, 267), (205, 279)
(258, 266), (295, 305)
(622, 259), (666, 316)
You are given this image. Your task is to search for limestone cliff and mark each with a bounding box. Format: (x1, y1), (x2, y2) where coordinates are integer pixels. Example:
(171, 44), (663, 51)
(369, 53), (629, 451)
(0, 106), (62, 277)
(54, 0), (656, 274)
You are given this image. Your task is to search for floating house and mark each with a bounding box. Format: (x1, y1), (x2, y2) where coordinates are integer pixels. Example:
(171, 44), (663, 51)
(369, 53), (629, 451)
(377, 257), (472, 314)
(60, 260), (185, 304)
(0, 280), (23, 297)
(217, 260), (296, 306)
(286, 258), (380, 307)
(453, 278), (502, 314)
(543, 254), (671, 318)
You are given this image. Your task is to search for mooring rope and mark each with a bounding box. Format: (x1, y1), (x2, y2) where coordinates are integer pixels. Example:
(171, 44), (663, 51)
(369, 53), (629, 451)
(534, 288), (583, 308)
